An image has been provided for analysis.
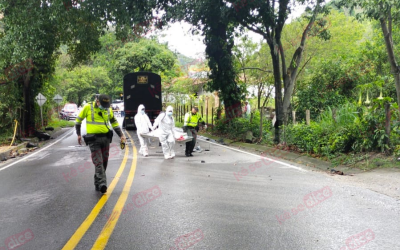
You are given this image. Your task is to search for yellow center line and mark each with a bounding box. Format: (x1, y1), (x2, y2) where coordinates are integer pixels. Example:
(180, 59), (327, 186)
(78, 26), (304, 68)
(91, 132), (138, 250)
(62, 135), (130, 250)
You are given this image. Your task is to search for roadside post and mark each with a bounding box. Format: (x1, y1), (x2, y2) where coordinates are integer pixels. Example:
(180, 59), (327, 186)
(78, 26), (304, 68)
(53, 94), (63, 119)
(36, 93), (47, 128)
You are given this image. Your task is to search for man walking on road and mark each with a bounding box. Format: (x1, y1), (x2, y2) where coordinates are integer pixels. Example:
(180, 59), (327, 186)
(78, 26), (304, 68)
(75, 94), (126, 194)
(183, 107), (206, 157)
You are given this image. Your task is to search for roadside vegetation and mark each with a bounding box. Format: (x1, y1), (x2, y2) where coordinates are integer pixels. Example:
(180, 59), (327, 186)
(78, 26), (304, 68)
(47, 115), (75, 129)
(206, 6), (400, 170)
(0, 114), (74, 147)
(1, 0), (399, 170)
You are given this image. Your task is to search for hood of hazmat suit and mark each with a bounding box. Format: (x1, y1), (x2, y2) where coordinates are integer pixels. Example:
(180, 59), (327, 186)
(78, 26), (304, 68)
(134, 104), (152, 134)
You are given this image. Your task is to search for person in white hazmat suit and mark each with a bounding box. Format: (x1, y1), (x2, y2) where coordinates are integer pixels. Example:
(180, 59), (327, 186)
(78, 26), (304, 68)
(152, 106), (176, 159)
(134, 104), (153, 157)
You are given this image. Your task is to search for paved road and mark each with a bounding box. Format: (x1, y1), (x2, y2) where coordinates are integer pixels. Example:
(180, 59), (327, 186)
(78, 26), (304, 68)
(0, 120), (399, 250)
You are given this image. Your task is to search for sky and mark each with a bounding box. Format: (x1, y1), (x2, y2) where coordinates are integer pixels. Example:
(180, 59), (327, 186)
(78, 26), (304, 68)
(157, 4), (308, 59)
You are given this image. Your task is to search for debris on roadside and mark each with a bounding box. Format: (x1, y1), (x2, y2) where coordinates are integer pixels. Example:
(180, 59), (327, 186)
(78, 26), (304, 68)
(9, 151), (18, 158)
(216, 138), (226, 145)
(330, 169), (344, 175)
(27, 147), (38, 152)
(26, 142), (38, 148)
(193, 146), (203, 153)
(34, 130), (51, 141)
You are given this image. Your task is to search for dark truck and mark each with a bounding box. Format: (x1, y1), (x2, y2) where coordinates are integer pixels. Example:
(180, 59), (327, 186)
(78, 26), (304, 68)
(122, 72), (162, 129)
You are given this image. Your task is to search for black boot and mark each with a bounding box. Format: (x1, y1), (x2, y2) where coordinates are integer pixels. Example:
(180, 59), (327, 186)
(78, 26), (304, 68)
(100, 185), (107, 194)
(185, 142), (191, 157)
(189, 143), (195, 156)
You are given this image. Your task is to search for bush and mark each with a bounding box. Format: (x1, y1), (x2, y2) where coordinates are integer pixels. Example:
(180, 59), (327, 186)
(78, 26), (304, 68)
(213, 110), (272, 141)
(283, 99), (400, 156)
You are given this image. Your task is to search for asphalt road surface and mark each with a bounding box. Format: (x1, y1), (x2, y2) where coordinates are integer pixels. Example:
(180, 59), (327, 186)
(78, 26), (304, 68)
(1, 119), (400, 250)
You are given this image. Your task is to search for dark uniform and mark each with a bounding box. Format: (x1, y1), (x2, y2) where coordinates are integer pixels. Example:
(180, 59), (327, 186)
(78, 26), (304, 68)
(183, 107), (205, 157)
(75, 94), (124, 193)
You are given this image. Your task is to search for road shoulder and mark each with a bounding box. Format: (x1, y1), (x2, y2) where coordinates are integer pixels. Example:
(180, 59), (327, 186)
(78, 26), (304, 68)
(198, 132), (400, 200)
(0, 127), (73, 165)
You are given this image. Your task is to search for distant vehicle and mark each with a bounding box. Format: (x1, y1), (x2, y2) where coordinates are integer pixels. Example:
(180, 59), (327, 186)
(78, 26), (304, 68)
(111, 99), (124, 111)
(123, 72), (162, 129)
(61, 103), (78, 121)
(111, 99), (124, 117)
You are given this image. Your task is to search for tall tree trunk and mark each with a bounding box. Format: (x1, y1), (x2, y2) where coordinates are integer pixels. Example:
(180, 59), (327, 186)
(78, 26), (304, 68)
(269, 42), (283, 144)
(281, 2), (321, 124)
(380, 13), (400, 117)
(205, 4), (240, 119)
(257, 83), (261, 109)
(23, 76), (34, 136)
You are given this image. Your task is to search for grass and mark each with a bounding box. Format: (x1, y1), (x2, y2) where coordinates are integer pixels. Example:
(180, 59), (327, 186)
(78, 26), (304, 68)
(175, 121), (183, 128)
(0, 134), (13, 146)
(325, 151), (400, 170)
(47, 118), (75, 129)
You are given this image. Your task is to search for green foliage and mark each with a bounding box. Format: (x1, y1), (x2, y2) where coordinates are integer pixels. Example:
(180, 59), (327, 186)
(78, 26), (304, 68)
(47, 115), (75, 128)
(113, 39), (177, 75)
(163, 0), (244, 110)
(0, 82), (22, 134)
(284, 99), (399, 156)
(295, 60), (353, 120)
(283, 9), (370, 82)
(50, 36), (180, 104)
(0, 0), (158, 135)
(213, 110), (271, 140)
(233, 36), (274, 109)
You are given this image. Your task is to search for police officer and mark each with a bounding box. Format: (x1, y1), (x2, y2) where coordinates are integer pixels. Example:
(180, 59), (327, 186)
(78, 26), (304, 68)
(183, 107), (206, 157)
(75, 94), (126, 193)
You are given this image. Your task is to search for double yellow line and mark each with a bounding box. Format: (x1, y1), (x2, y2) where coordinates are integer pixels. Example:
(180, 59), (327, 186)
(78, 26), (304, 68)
(62, 131), (137, 250)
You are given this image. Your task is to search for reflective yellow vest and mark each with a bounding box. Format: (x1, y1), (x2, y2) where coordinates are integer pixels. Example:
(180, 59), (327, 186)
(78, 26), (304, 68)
(184, 112), (203, 127)
(75, 102), (119, 134)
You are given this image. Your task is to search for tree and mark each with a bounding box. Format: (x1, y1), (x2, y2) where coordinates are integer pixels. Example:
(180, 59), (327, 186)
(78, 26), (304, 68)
(53, 65), (111, 105)
(228, 0), (330, 143)
(112, 39), (177, 76)
(281, 9), (368, 87)
(233, 37), (274, 109)
(162, 0), (245, 119)
(336, 0), (400, 115)
(0, 0), (156, 134)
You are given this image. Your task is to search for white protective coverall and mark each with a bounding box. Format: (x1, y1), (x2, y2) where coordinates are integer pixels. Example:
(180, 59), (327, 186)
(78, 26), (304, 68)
(153, 106), (176, 159)
(134, 104), (153, 156)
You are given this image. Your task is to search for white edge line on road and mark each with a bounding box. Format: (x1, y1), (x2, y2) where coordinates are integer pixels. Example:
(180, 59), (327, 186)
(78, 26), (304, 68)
(198, 138), (307, 172)
(0, 129), (74, 172)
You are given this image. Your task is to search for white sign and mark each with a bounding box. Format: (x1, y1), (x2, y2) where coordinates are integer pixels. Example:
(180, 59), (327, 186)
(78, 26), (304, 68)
(53, 94), (62, 104)
(36, 93), (47, 107)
